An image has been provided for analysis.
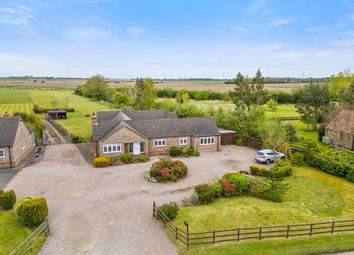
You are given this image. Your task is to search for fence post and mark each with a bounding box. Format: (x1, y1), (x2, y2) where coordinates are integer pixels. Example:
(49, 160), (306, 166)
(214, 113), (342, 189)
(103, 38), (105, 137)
(175, 227), (178, 240)
(153, 201), (156, 218)
(46, 218), (50, 235)
(237, 228), (240, 241)
(331, 221), (335, 234)
(184, 220), (189, 249)
(309, 223), (313, 236)
(286, 225), (290, 238)
(259, 227), (262, 240)
(212, 231), (215, 244)
(29, 236), (33, 252)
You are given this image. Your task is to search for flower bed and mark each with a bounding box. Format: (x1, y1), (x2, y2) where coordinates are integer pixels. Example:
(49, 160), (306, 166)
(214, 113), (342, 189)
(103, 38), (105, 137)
(145, 157), (188, 182)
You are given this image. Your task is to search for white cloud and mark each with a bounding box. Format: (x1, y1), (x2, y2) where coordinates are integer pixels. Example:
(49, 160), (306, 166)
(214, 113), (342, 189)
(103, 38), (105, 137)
(0, 4), (34, 27)
(305, 26), (325, 32)
(246, 0), (267, 13)
(278, 51), (305, 59)
(313, 50), (332, 58)
(63, 26), (112, 41)
(269, 18), (293, 27)
(128, 26), (145, 36)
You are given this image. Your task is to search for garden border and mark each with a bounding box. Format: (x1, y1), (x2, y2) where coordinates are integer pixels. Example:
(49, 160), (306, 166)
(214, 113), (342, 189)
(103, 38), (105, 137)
(153, 202), (354, 249)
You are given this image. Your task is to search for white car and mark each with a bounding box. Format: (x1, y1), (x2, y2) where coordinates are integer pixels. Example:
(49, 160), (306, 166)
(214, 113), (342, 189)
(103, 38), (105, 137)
(254, 149), (286, 164)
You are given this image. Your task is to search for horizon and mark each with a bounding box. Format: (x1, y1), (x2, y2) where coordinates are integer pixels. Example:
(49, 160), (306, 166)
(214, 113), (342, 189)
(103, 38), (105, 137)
(0, 0), (354, 78)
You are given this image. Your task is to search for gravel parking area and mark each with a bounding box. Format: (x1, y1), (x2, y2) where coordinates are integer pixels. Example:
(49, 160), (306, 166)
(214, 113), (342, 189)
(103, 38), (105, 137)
(6, 144), (257, 255)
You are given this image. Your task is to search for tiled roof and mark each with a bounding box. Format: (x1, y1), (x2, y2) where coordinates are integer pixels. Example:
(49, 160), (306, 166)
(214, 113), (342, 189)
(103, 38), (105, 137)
(0, 116), (21, 147)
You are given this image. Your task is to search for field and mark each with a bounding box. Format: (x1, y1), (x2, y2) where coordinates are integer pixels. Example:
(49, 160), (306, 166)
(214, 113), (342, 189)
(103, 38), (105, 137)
(174, 166), (354, 254)
(0, 88), (113, 140)
(0, 211), (45, 255)
(0, 79), (304, 92)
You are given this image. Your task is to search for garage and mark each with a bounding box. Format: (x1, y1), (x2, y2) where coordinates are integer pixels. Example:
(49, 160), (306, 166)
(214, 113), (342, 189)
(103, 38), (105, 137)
(219, 128), (237, 145)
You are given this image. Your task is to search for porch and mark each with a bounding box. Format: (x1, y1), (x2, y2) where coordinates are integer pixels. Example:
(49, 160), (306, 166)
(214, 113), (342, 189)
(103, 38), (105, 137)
(123, 142), (147, 156)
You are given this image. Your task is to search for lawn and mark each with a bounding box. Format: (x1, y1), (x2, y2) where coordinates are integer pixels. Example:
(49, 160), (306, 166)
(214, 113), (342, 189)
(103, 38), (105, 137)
(0, 211), (45, 255)
(265, 104), (300, 118)
(173, 166), (354, 254)
(0, 87), (114, 140)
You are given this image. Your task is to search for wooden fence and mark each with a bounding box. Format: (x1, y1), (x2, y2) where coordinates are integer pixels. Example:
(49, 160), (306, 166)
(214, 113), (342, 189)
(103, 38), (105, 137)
(10, 218), (49, 255)
(153, 202), (354, 248)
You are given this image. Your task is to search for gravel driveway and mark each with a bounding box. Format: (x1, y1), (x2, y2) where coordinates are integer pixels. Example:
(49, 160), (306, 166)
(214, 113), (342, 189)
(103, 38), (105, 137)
(6, 144), (256, 255)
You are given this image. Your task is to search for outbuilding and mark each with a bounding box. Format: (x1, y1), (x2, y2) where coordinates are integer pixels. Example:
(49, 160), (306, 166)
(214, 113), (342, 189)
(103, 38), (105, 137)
(47, 110), (67, 120)
(219, 128), (237, 145)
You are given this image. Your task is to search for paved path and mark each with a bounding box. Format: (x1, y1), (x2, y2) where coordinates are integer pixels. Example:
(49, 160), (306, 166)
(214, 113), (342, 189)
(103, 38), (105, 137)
(0, 168), (21, 189)
(6, 144), (257, 255)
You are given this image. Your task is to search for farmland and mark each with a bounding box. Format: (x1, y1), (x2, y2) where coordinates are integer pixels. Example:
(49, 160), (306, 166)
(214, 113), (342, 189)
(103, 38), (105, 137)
(0, 79), (304, 92)
(0, 88), (113, 140)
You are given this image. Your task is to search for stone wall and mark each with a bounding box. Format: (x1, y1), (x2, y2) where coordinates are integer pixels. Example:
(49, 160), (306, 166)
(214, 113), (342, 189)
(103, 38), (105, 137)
(326, 129), (354, 151)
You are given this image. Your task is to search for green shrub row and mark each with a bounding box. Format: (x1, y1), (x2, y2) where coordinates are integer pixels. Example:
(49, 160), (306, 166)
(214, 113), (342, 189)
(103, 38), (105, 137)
(168, 146), (200, 157)
(0, 189), (16, 210)
(33, 104), (75, 113)
(93, 154), (150, 167)
(249, 165), (293, 178)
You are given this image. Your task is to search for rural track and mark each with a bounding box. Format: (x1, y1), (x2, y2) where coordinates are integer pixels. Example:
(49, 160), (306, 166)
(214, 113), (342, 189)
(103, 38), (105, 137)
(43, 120), (67, 145)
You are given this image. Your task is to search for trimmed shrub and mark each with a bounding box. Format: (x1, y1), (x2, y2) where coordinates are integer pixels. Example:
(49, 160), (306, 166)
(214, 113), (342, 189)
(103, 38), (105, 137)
(14, 196), (48, 226)
(120, 153), (135, 164)
(291, 152), (305, 166)
(346, 169), (354, 183)
(140, 155), (150, 162)
(193, 184), (216, 204)
(158, 203), (179, 221)
(93, 157), (112, 168)
(222, 173), (251, 195)
(219, 179), (237, 197)
(211, 182), (223, 197)
(0, 190), (16, 210)
(168, 146), (182, 157)
(149, 157), (188, 182)
(250, 165), (270, 176)
(235, 138), (244, 146)
(72, 136), (83, 143)
(186, 147), (200, 157)
(250, 164), (293, 178)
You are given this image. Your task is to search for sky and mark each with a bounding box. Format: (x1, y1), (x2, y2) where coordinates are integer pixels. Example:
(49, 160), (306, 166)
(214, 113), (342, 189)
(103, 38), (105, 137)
(0, 0), (354, 78)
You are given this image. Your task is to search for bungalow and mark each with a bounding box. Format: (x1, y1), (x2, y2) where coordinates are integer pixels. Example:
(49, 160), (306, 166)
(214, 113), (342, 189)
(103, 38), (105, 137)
(92, 110), (221, 157)
(325, 109), (354, 151)
(0, 116), (36, 168)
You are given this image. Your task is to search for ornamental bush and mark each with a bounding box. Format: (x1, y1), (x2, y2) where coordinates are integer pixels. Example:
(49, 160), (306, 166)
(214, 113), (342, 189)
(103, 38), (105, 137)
(93, 157), (112, 168)
(0, 190), (16, 210)
(168, 146), (182, 157)
(149, 157), (188, 182)
(291, 152), (305, 166)
(158, 203), (179, 221)
(193, 184), (216, 204)
(211, 182), (223, 197)
(249, 164), (293, 178)
(219, 179), (237, 197)
(139, 155), (150, 162)
(120, 153), (135, 164)
(222, 173), (251, 195)
(14, 196), (48, 226)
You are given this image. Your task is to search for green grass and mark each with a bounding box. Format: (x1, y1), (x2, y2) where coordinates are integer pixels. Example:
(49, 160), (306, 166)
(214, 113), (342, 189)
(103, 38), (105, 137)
(0, 87), (114, 140)
(0, 211), (46, 255)
(0, 88), (33, 104)
(264, 104), (300, 118)
(173, 166), (354, 254)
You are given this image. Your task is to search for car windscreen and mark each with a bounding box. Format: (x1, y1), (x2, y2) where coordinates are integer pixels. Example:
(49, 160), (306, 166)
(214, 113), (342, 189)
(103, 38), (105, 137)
(256, 151), (264, 156)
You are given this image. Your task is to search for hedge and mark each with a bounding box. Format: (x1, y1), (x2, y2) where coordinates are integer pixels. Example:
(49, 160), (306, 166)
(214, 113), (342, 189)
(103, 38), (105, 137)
(250, 165), (293, 178)
(0, 190), (16, 210)
(120, 153), (135, 164)
(93, 157), (112, 167)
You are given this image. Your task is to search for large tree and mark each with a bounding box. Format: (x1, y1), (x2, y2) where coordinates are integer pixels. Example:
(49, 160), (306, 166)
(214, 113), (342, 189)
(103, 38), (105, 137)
(295, 82), (330, 130)
(252, 69), (267, 105)
(328, 69), (354, 100)
(82, 74), (111, 100)
(135, 78), (156, 110)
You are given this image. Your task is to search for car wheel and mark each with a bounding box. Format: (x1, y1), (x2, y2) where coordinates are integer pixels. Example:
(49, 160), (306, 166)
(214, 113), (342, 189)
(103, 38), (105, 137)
(281, 156), (285, 160)
(265, 159), (271, 165)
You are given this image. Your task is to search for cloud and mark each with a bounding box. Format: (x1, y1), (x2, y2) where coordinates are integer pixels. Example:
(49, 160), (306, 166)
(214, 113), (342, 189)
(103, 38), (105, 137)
(278, 51), (305, 59)
(349, 13), (354, 20)
(246, 0), (267, 13)
(128, 26), (145, 36)
(269, 18), (293, 27)
(0, 4), (34, 27)
(313, 50), (332, 58)
(63, 26), (112, 40)
(305, 26), (325, 32)
(234, 25), (246, 32)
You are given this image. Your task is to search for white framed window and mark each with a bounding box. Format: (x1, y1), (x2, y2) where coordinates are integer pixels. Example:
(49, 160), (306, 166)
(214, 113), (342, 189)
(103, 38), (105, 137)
(20, 140), (26, 150)
(0, 149), (5, 158)
(154, 139), (166, 147)
(200, 137), (215, 145)
(103, 144), (121, 154)
(180, 137), (188, 145)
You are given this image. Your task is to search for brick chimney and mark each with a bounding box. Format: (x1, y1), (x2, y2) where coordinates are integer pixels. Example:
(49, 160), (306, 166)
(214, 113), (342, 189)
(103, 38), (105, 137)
(3, 111), (9, 117)
(91, 112), (97, 125)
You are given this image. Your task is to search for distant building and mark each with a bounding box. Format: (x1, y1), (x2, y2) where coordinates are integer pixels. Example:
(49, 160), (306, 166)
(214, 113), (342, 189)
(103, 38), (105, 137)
(0, 116), (36, 168)
(325, 109), (354, 151)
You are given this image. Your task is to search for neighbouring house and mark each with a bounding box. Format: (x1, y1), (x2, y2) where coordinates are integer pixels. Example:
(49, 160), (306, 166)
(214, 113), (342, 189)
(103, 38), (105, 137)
(47, 110), (67, 120)
(92, 110), (221, 157)
(325, 109), (354, 151)
(0, 116), (36, 168)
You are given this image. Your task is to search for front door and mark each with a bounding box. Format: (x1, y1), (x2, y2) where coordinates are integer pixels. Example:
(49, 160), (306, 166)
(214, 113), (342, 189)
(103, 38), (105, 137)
(133, 143), (140, 155)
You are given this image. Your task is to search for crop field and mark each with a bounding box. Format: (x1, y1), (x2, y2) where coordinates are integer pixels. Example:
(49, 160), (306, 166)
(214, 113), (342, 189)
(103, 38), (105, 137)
(0, 79), (304, 92)
(0, 88), (113, 140)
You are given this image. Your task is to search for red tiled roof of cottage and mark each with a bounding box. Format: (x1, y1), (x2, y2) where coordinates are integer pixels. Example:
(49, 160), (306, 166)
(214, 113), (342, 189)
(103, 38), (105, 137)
(326, 109), (354, 135)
